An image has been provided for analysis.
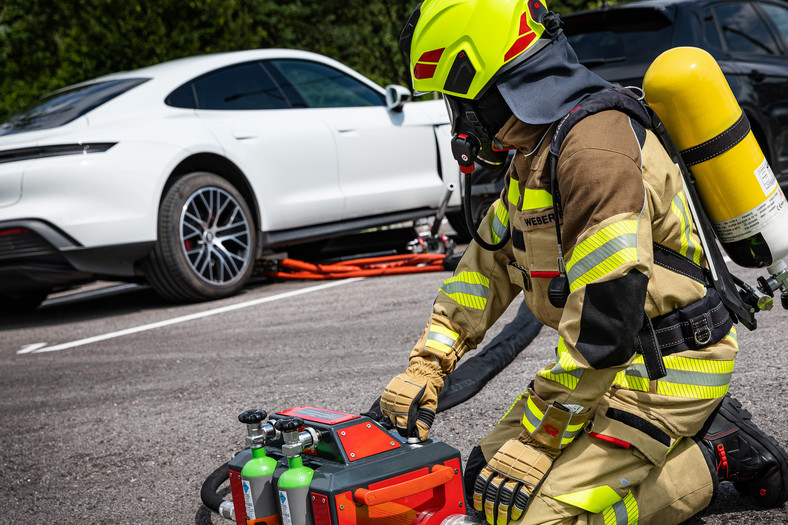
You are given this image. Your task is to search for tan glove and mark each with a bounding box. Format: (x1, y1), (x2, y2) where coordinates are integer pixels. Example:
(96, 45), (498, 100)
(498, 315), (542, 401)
(380, 357), (442, 441)
(473, 392), (590, 524)
(473, 434), (560, 525)
(380, 315), (472, 441)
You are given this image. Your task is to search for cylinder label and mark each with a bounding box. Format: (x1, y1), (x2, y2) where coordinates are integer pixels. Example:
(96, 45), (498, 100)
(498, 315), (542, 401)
(279, 490), (292, 525)
(754, 158), (778, 196)
(712, 185), (788, 242)
(243, 480), (256, 520)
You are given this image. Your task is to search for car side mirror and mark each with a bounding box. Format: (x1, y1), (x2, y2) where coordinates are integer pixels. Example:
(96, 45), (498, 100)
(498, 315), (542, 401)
(385, 85), (411, 112)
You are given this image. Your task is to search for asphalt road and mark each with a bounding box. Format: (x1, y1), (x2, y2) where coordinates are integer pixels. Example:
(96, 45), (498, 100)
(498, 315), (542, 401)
(1, 262), (787, 524)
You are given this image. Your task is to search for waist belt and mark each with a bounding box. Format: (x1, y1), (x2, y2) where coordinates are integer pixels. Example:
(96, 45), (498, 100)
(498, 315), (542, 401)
(637, 244), (734, 380)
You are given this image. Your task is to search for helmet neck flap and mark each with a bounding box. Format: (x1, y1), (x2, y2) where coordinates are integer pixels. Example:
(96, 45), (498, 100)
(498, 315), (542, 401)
(496, 31), (611, 125)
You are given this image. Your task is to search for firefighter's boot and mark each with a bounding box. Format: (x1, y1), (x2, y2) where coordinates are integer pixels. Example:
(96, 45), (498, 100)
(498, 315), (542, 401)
(696, 394), (788, 508)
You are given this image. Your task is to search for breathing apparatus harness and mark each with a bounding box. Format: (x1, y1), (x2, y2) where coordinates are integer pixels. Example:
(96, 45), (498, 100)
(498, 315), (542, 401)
(451, 86), (762, 380)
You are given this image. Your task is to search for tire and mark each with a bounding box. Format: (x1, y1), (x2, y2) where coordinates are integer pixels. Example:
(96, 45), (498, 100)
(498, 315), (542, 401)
(142, 172), (256, 302)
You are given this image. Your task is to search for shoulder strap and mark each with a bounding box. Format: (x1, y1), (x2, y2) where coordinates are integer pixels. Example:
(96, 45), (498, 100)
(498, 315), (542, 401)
(545, 86), (757, 329)
(549, 87), (651, 158)
(546, 87), (651, 296)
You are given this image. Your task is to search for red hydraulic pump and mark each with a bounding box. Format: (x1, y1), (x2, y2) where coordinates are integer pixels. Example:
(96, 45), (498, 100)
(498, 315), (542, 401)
(202, 406), (478, 525)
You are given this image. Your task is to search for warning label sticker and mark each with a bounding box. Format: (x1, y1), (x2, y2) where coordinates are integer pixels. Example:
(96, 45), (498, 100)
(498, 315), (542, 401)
(754, 158), (778, 196)
(713, 186), (788, 243)
(243, 480), (256, 519)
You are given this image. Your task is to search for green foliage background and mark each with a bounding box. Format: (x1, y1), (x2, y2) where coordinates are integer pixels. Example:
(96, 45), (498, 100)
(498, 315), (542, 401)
(0, 0), (620, 119)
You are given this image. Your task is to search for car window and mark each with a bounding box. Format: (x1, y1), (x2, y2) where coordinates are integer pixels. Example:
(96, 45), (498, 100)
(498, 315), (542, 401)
(0, 78), (149, 136)
(184, 62), (289, 110)
(268, 59), (385, 108)
(565, 9), (674, 68)
(759, 2), (788, 48)
(165, 83), (198, 109)
(704, 10), (725, 48)
(710, 2), (781, 55)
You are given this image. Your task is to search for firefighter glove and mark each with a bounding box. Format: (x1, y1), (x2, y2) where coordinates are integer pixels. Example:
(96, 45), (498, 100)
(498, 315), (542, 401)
(473, 434), (560, 525)
(380, 358), (442, 442)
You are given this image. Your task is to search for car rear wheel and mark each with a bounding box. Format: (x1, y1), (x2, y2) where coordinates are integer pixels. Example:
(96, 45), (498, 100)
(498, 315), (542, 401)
(143, 172), (256, 302)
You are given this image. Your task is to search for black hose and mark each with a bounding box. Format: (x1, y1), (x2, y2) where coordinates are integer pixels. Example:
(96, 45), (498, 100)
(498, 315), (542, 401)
(438, 301), (541, 411)
(463, 171), (510, 251)
(364, 300), (542, 419)
(200, 460), (230, 515)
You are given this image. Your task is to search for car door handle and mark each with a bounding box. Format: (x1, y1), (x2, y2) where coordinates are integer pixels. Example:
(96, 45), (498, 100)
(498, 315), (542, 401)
(232, 130), (258, 140)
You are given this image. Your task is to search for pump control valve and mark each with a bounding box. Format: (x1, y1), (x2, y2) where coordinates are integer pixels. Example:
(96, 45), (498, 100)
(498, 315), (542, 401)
(758, 259), (788, 310)
(275, 417), (321, 457)
(239, 409), (279, 447)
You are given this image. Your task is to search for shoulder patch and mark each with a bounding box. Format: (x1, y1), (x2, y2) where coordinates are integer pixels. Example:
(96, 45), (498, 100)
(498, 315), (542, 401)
(575, 270), (648, 369)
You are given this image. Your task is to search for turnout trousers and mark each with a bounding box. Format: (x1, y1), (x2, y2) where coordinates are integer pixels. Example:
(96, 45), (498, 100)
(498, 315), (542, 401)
(469, 391), (717, 525)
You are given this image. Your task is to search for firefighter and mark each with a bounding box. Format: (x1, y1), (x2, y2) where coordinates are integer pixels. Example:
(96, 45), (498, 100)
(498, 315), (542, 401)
(380, 1), (788, 523)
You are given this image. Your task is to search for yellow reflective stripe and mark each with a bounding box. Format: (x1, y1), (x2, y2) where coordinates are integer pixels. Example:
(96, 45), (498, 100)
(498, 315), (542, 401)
(671, 192), (702, 265)
(725, 325), (738, 345)
(613, 370), (650, 393)
(553, 485), (622, 514)
(657, 355), (734, 399)
(521, 188), (553, 211)
(615, 354), (734, 399)
(566, 220), (639, 292)
(491, 202), (509, 243)
(667, 436), (683, 455)
(508, 181), (521, 207)
(603, 491), (638, 525)
(561, 420), (586, 447)
(439, 271), (489, 310)
(655, 381), (730, 399)
(540, 338), (583, 389)
(522, 385), (584, 447)
(522, 395), (545, 434)
(425, 323), (459, 354)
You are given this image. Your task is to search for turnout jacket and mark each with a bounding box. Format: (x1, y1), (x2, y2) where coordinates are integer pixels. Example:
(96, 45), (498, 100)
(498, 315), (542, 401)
(415, 110), (738, 460)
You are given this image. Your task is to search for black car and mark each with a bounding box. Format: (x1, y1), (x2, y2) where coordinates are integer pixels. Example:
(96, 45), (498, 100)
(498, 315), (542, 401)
(562, 0), (788, 188)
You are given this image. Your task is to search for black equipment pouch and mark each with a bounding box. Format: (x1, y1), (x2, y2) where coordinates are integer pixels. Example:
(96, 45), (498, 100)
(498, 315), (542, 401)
(636, 243), (734, 380)
(650, 288), (733, 353)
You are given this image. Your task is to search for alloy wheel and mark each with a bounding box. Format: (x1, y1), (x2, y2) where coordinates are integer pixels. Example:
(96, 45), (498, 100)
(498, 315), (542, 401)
(179, 186), (252, 286)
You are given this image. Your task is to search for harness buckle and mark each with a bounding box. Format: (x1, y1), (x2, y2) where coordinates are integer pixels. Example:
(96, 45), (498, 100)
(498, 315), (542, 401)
(690, 313), (713, 346)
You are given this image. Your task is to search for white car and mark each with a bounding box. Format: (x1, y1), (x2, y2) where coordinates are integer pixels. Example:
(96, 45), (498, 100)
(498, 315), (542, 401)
(0, 49), (461, 308)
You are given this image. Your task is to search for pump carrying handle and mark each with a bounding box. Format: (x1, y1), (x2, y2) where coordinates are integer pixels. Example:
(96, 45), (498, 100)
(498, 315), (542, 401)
(353, 464), (455, 506)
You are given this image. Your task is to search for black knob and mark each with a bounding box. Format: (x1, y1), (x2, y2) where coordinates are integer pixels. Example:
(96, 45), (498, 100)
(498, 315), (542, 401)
(757, 276), (774, 296)
(781, 293), (788, 310)
(238, 409), (268, 424)
(274, 417), (304, 432)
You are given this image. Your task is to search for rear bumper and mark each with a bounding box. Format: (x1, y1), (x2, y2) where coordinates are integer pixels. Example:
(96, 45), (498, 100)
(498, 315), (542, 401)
(0, 219), (153, 293)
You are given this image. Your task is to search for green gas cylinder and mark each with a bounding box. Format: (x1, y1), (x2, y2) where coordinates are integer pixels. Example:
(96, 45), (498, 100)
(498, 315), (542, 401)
(274, 417), (315, 525)
(238, 409), (279, 525)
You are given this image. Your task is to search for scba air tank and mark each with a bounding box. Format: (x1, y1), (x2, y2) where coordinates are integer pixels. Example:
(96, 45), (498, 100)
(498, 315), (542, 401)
(643, 46), (788, 269)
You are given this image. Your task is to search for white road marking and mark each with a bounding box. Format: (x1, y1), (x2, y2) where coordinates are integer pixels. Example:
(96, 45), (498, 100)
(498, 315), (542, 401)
(17, 343), (49, 355)
(19, 278), (363, 355)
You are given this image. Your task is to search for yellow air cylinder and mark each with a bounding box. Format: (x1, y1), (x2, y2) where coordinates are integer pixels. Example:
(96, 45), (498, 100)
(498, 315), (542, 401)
(643, 46), (788, 268)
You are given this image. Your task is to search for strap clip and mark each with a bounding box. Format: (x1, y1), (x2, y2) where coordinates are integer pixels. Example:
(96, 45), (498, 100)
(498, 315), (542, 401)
(690, 312), (713, 346)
